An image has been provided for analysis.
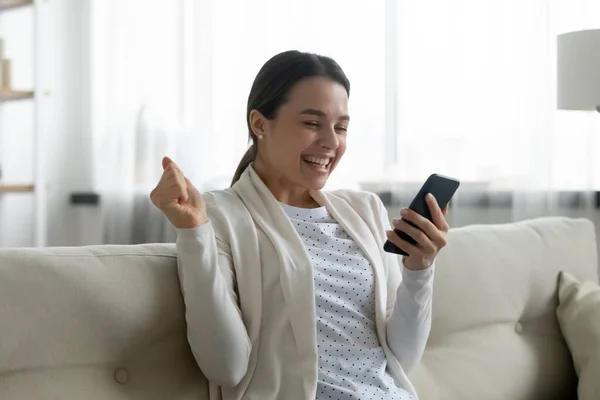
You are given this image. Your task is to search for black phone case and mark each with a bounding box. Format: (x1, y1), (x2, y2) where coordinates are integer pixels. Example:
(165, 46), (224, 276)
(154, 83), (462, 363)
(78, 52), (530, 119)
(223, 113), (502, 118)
(383, 174), (460, 256)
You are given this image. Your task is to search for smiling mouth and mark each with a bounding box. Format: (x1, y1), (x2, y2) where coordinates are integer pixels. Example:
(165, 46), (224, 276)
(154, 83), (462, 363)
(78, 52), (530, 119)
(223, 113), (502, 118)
(301, 155), (332, 168)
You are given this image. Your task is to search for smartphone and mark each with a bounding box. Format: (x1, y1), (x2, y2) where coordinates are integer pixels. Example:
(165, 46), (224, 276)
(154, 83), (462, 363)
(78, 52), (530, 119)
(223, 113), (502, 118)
(383, 173), (460, 255)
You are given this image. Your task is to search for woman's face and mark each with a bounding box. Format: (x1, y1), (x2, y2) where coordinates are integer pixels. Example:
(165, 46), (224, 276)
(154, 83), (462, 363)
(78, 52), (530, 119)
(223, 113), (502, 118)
(251, 77), (349, 194)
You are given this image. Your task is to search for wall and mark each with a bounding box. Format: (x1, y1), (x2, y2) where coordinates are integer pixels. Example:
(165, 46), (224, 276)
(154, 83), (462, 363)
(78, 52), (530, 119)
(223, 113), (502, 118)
(0, 0), (97, 247)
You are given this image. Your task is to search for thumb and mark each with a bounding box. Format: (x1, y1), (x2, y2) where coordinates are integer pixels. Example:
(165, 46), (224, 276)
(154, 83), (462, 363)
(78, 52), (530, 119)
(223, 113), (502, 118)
(185, 177), (202, 200)
(162, 156), (174, 170)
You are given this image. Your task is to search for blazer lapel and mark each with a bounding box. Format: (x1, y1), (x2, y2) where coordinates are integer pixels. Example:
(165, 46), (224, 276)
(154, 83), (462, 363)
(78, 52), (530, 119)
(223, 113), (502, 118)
(232, 167), (318, 391)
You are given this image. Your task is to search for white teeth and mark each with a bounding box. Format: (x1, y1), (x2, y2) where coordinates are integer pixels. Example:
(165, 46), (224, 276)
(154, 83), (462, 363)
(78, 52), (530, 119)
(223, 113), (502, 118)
(303, 156), (330, 166)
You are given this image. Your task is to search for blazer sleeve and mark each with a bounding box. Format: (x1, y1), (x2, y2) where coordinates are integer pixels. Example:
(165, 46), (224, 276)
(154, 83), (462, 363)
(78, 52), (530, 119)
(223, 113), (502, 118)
(373, 195), (435, 374)
(176, 222), (251, 387)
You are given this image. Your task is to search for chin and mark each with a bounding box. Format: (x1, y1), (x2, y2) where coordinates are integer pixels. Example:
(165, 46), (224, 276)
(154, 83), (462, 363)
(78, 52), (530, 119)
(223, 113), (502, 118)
(302, 174), (330, 191)
(309, 180), (328, 191)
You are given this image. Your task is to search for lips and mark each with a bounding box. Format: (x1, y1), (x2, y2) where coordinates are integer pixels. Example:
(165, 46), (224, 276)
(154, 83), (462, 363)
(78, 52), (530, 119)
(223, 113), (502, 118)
(302, 155), (332, 167)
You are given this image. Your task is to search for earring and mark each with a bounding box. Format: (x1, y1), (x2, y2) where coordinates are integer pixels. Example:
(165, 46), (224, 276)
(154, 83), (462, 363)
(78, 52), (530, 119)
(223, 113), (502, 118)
(258, 134), (264, 140)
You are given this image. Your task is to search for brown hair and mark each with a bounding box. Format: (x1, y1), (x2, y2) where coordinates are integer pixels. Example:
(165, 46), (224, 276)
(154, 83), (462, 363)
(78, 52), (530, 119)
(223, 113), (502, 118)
(230, 50), (350, 186)
(231, 142), (258, 186)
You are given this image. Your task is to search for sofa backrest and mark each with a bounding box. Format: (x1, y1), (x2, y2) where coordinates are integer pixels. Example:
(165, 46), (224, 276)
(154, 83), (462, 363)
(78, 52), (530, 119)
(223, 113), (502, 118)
(0, 243), (206, 399)
(0, 217), (597, 400)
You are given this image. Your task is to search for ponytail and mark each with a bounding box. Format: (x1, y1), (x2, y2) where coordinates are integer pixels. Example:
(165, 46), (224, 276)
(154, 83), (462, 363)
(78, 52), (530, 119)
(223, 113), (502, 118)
(231, 142), (257, 186)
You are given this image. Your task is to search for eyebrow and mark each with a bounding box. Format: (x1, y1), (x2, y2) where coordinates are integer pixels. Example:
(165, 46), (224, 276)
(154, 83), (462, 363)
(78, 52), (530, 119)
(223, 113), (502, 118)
(299, 108), (350, 121)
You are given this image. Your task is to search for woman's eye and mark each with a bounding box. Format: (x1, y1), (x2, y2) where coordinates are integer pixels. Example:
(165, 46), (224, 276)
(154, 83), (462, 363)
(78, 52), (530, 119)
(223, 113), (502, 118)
(304, 121), (319, 127)
(335, 126), (348, 132)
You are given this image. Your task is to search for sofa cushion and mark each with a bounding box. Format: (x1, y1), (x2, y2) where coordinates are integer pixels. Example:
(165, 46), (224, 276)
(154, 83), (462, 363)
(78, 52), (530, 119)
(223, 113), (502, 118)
(557, 271), (600, 400)
(0, 244), (208, 400)
(410, 217), (599, 400)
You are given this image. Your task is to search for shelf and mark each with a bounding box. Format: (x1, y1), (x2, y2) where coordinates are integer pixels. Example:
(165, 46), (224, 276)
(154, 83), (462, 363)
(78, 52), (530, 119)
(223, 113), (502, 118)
(0, 184), (35, 193)
(0, 0), (32, 12)
(0, 90), (34, 102)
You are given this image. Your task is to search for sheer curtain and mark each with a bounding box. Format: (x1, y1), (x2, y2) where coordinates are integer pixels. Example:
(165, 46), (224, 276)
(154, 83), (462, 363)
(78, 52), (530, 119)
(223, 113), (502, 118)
(89, 0), (600, 244)
(90, 0), (184, 243)
(389, 0), (600, 224)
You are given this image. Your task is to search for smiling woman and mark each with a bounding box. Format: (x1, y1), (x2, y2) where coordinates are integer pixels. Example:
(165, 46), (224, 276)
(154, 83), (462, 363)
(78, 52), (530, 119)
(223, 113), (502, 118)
(149, 49), (449, 400)
(230, 51), (351, 207)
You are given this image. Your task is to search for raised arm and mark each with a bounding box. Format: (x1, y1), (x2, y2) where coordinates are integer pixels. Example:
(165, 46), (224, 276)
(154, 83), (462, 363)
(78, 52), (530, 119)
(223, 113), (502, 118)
(151, 156), (251, 387)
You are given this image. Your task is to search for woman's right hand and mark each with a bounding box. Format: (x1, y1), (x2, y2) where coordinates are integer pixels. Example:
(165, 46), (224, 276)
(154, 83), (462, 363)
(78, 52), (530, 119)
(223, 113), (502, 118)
(150, 156), (208, 229)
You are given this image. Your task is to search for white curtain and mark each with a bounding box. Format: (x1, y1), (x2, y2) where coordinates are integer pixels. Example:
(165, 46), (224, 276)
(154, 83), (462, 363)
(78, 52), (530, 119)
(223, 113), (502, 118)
(389, 0), (600, 224)
(89, 0), (600, 244)
(90, 0), (184, 243)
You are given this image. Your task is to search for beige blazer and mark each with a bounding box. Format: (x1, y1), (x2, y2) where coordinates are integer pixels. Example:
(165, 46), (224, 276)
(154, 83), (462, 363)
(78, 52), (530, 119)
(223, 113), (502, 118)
(175, 165), (432, 399)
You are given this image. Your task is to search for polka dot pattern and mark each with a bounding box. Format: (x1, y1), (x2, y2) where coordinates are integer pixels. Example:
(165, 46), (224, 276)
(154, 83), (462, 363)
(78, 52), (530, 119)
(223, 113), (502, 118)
(280, 203), (416, 400)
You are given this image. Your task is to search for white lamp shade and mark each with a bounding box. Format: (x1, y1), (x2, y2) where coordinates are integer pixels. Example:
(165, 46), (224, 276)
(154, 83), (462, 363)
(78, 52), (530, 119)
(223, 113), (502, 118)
(557, 29), (600, 111)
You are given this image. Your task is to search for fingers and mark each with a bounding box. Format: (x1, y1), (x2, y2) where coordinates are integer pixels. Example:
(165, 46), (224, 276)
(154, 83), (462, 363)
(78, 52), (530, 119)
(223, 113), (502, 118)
(396, 195), (451, 270)
(162, 156), (174, 170)
(184, 176), (202, 200)
(398, 209), (448, 248)
(425, 193), (450, 232)
(151, 158), (189, 210)
(391, 219), (437, 255)
(386, 230), (420, 256)
(184, 176), (196, 192)
(442, 204), (449, 216)
(399, 208), (438, 242)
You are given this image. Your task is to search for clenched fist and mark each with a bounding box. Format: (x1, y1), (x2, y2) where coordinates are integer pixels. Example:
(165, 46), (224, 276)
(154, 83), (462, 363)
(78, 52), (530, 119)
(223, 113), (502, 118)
(150, 157), (208, 229)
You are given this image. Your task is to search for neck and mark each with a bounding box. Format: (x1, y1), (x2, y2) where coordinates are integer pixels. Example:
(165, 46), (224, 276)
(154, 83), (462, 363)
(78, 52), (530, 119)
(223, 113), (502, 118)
(252, 161), (321, 209)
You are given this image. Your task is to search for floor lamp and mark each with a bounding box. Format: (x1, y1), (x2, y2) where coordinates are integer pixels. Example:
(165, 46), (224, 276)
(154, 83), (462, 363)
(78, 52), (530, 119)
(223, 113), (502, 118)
(557, 29), (600, 113)
(557, 29), (600, 206)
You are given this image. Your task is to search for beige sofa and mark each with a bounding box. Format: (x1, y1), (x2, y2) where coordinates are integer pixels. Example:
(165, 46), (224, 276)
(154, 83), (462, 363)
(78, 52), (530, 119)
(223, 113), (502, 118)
(1, 216), (598, 400)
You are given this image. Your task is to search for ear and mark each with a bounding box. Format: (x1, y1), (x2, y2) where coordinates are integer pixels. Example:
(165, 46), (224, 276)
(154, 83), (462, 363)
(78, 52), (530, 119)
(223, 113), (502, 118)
(249, 109), (268, 139)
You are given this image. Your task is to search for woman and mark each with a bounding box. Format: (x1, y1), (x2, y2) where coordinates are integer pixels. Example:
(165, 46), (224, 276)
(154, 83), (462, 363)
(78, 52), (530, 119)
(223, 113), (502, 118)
(150, 50), (449, 400)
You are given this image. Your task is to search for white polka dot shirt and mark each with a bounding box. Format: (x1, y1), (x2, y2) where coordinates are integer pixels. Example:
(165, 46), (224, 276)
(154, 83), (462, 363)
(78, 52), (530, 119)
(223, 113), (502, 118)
(280, 203), (417, 400)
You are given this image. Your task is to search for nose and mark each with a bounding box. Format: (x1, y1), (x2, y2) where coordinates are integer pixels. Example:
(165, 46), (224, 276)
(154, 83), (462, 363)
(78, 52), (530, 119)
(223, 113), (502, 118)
(320, 125), (339, 150)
